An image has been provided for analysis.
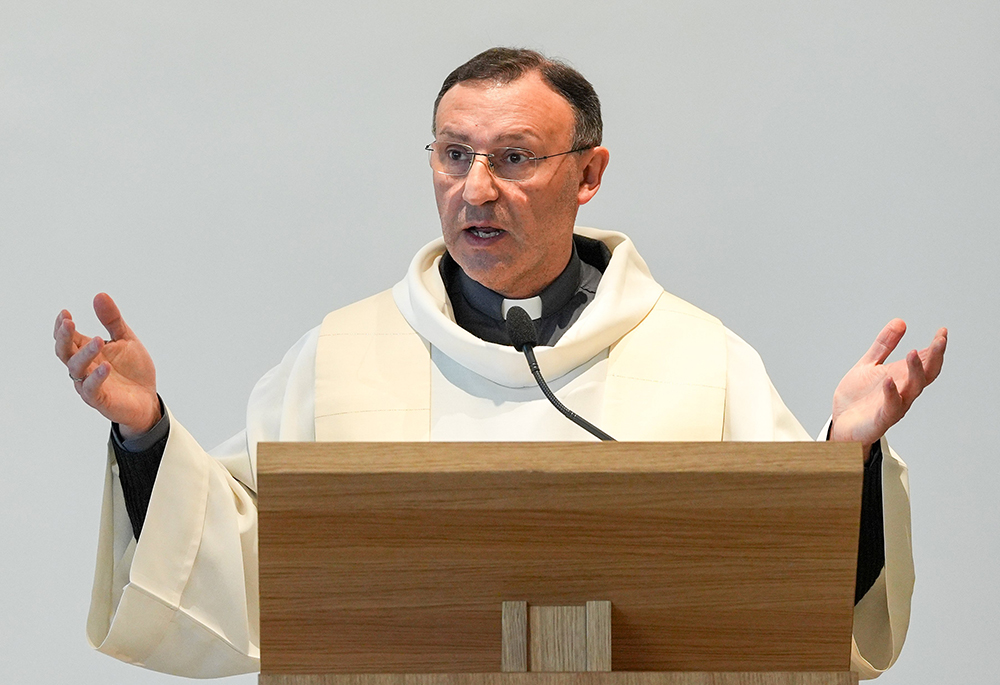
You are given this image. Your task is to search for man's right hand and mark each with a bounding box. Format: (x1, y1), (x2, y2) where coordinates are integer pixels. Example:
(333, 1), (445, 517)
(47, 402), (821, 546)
(54, 293), (161, 439)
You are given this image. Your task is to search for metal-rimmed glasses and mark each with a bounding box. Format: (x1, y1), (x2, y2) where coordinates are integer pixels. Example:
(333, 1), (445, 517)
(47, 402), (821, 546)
(425, 141), (592, 182)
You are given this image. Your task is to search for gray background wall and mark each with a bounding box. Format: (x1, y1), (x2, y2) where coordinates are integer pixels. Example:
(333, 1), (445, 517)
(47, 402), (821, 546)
(2, 2), (996, 682)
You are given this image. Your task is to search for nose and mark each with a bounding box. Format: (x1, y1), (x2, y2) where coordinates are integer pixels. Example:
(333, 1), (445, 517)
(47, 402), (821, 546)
(461, 155), (500, 205)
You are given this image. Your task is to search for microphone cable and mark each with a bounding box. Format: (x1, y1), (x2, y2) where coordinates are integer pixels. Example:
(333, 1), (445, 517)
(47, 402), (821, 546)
(504, 305), (616, 442)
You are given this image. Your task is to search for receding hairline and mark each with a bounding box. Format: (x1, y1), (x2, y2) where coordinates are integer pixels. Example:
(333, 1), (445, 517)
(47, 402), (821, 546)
(432, 69), (564, 128)
(433, 73), (576, 140)
(431, 48), (603, 149)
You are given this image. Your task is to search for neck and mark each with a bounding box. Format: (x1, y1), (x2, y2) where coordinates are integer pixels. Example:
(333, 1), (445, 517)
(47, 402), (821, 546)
(444, 245), (583, 322)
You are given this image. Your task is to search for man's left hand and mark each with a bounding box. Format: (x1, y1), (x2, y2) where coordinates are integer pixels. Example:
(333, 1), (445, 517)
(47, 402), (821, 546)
(831, 319), (947, 458)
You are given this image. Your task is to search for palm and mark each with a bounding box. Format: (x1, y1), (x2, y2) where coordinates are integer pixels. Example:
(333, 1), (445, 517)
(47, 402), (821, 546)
(55, 293), (161, 436)
(86, 337), (157, 425)
(831, 319), (947, 451)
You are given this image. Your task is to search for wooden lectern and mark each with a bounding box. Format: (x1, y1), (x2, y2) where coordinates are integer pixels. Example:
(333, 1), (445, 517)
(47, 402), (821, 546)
(257, 442), (864, 685)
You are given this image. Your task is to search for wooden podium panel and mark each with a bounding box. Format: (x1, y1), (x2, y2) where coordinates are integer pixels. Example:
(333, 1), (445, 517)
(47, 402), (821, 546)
(260, 675), (858, 685)
(257, 442), (863, 675)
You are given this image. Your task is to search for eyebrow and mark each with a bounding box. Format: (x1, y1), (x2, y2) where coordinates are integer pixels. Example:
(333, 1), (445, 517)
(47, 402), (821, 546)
(434, 128), (471, 143)
(435, 127), (543, 148)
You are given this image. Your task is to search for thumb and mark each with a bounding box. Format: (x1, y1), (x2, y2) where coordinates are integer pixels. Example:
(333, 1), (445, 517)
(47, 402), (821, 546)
(93, 292), (131, 341)
(860, 318), (907, 365)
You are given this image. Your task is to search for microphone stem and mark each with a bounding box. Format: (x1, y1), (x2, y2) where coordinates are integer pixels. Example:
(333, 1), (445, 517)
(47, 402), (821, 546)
(522, 345), (616, 442)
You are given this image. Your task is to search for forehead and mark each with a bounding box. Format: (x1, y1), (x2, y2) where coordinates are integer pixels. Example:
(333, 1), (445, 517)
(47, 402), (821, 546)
(434, 71), (576, 149)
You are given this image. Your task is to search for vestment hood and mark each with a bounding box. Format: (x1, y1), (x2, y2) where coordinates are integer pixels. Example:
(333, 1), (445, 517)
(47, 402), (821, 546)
(392, 227), (664, 388)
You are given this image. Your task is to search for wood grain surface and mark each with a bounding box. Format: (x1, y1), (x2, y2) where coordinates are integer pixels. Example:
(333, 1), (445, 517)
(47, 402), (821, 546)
(586, 601), (612, 672)
(501, 602), (527, 672)
(529, 605), (587, 672)
(259, 673), (859, 685)
(258, 442), (863, 674)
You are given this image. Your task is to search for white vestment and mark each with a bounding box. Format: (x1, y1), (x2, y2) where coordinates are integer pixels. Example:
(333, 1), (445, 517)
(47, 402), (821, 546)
(87, 228), (913, 679)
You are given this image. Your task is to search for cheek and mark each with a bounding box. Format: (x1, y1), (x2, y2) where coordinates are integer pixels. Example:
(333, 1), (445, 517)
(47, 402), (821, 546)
(431, 177), (446, 203)
(529, 178), (578, 227)
(557, 169), (582, 206)
(432, 180), (456, 219)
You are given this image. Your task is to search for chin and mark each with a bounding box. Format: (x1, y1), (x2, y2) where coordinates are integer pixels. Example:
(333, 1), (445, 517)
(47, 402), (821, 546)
(464, 262), (507, 289)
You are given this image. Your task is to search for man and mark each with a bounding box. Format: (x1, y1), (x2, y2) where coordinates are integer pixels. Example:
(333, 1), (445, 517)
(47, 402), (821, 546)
(54, 48), (946, 678)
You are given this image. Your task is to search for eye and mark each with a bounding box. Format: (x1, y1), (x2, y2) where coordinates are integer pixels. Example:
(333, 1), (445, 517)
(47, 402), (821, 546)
(444, 144), (472, 161)
(502, 148), (532, 166)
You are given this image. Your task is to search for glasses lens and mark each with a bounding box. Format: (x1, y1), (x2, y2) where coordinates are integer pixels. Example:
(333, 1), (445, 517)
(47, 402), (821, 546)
(492, 148), (535, 181)
(429, 143), (474, 176)
(426, 143), (537, 181)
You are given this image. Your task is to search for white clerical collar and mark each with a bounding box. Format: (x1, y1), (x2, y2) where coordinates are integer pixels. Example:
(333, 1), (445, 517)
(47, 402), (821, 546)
(392, 227), (664, 388)
(501, 296), (542, 320)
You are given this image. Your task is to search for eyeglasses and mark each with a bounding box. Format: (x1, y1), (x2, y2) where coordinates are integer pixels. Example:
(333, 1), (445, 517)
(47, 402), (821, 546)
(425, 141), (592, 182)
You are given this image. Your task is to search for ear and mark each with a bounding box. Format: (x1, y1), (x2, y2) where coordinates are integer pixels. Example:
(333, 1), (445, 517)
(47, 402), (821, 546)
(577, 146), (610, 206)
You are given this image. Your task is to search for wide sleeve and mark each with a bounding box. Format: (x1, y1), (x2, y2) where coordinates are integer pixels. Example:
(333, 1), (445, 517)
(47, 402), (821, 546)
(721, 328), (914, 679)
(849, 437), (913, 679)
(86, 327), (319, 678)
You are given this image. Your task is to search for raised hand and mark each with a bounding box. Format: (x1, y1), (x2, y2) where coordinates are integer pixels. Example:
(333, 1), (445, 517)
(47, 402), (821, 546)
(54, 293), (161, 438)
(831, 319), (947, 457)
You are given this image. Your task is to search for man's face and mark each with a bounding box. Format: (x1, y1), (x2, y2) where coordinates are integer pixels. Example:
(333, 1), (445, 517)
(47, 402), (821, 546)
(432, 71), (605, 298)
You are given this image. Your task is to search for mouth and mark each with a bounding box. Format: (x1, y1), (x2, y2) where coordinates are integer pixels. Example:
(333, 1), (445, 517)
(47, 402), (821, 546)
(464, 225), (505, 240)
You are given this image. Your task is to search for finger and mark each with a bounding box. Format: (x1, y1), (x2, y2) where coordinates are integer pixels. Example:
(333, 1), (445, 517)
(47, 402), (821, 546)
(54, 309), (71, 338)
(79, 362), (111, 406)
(67, 336), (105, 380)
(54, 317), (75, 363)
(94, 292), (131, 341)
(861, 318), (907, 365)
(918, 328), (949, 357)
(54, 317), (88, 364)
(900, 349), (928, 406)
(919, 329), (948, 384)
(881, 375), (905, 426)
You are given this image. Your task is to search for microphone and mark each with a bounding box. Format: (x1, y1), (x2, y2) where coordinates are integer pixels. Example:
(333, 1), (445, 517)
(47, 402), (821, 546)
(505, 306), (616, 442)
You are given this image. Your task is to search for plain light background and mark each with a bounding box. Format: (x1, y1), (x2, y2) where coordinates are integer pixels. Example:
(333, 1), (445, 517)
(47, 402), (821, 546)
(2, 2), (996, 682)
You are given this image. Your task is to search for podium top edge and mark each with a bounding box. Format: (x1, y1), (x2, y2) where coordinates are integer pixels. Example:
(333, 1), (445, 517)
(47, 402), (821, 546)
(256, 442), (864, 476)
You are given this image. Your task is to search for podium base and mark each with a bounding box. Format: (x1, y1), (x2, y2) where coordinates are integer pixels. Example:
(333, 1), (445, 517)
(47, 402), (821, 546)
(260, 673), (858, 685)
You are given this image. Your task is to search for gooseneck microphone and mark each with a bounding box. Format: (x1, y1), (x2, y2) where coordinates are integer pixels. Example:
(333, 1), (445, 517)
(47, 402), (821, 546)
(504, 306), (616, 441)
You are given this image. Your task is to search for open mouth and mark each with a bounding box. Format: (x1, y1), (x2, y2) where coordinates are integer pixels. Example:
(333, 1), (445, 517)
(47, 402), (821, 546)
(465, 226), (505, 239)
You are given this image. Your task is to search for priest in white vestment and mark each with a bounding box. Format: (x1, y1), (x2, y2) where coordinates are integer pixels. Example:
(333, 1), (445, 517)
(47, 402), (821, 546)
(54, 48), (947, 680)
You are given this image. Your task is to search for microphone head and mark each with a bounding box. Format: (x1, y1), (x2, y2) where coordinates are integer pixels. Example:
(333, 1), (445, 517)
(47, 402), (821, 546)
(504, 305), (538, 352)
